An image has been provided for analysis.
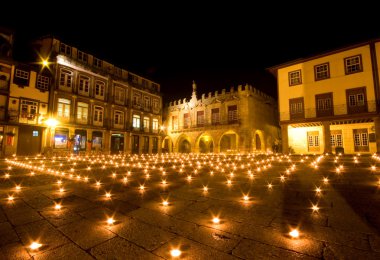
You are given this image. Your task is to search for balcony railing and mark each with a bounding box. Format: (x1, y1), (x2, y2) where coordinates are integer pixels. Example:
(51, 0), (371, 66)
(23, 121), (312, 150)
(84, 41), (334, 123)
(171, 118), (241, 132)
(280, 100), (378, 121)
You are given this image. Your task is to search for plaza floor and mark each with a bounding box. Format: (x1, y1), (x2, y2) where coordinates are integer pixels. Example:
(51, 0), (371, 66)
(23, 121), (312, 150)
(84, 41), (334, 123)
(0, 153), (380, 259)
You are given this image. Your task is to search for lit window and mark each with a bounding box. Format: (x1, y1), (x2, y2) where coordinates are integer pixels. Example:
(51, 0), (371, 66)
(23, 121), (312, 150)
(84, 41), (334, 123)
(143, 117), (150, 130)
(133, 115), (140, 128)
(57, 98), (70, 118)
(152, 119), (158, 131)
(76, 102), (88, 122)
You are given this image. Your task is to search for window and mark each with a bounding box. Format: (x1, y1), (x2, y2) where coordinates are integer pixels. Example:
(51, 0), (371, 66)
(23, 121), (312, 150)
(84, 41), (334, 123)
(289, 97), (304, 119)
(345, 55), (362, 74)
(331, 130), (343, 147)
(197, 111), (205, 126)
(114, 110), (124, 125)
(141, 79), (148, 87)
(314, 63), (330, 80)
(151, 83), (159, 91)
(77, 51), (88, 63)
(93, 58), (102, 68)
(76, 102), (88, 122)
(228, 105), (238, 123)
(21, 100), (38, 120)
(93, 106), (104, 124)
(114, 86), (125, 104)
(144, 96), (150, 110)
(133, 115), (140, 128)
(152, 118), (158, 132)
(114, 67), (122, 77)
(59, 43), (71, 56)
(172, 115), (178, 130)
(133, 92), (141, 106)
(128, 74), (138, 83)
(316, 93), (333, 117)
(346, 87), (367, 114)
(59, 69), (73, 88)
(153, 98), (159, 110)
(211, 108), (220, 125)
(184, 113), (190, 128)
(353, 128), (369, 152)
(307, 131), (320, 152)
(37, 75), (49, 91)
(78, 75), (90, 95)
(57, 98), (70, 118)
(33, 131), (38, 137)
(288, 70), (302, 86)
(143, 117), (149, 131)
(94, 80), (105, 98)
(14, 68), (30, 86)
(15, 69), (29, 80)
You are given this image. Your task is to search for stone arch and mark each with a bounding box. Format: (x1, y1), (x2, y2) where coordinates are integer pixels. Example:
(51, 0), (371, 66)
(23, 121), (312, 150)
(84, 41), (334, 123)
(176, 134), (192, 153)
(253, 130), (265, 152)
(218, 130), (239, 153)
(161, 136), (173, 153)
(195, 132), (214, 153)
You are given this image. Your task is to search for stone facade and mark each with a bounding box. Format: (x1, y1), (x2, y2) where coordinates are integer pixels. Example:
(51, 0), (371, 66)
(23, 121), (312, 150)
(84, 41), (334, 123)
(163, 81), (280, 153)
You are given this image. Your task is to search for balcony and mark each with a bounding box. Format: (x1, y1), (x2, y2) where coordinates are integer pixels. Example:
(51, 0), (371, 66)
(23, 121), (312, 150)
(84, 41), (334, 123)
(170, 118), (241, 133)
(280, 100), (377, 123)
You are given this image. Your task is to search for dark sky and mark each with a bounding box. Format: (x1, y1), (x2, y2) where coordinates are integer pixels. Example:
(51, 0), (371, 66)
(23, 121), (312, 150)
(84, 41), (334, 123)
(1, 3), (379, 104)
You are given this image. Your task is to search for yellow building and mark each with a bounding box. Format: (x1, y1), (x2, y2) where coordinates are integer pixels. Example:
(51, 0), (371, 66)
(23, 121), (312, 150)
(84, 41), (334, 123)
(34, 36), (162, 155)
(0, 58), (50, 156)
(163, 81), (280, 153)
(269, 39), (380, 154)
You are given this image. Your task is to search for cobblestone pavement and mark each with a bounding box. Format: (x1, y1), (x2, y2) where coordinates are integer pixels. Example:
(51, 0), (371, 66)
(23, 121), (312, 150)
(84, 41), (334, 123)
(0, 153), (380, 259)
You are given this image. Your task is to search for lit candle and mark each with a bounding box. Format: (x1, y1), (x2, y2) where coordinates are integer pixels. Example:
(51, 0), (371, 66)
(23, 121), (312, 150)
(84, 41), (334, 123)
(170, 249), (181, 257)
(289, 229), (299, 238)
(29, 241), (42, 250)
(212, 217), (220, 224)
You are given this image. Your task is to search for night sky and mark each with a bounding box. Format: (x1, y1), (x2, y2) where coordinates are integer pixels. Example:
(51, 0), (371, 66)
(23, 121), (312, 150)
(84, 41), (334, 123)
(1, 4), (379, 104)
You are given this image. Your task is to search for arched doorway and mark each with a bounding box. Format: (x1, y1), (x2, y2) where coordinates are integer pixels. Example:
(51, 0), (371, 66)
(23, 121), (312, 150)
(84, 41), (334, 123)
(162, 136), (173, 153)
(255, 133), (261, 150)
(197, 134), (214, 153)
(219, 130), (238, 153)
(179, 139), (191, 153)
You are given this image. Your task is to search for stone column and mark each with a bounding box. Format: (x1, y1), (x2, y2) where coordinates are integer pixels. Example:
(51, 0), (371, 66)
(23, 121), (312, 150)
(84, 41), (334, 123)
(323, 121), (332, 154)
(280, 124), (289, 154)
(374, 117), (380, 153)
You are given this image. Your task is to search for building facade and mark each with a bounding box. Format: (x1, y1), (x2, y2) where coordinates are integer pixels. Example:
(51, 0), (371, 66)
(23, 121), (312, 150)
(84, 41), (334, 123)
(163, 81), (280, 153)
(33, 36), (162, 155)
(269, 39), (380, 154)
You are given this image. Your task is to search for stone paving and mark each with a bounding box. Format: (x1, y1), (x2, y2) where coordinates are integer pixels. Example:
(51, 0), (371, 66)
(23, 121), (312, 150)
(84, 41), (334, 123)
(0, 153), (380, 259)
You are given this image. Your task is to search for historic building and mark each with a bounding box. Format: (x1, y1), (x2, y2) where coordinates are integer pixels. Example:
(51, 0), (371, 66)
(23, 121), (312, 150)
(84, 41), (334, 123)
(33, 36), (162, 155)
(163, 81), (280, 153)
(269, 39), (380, 154)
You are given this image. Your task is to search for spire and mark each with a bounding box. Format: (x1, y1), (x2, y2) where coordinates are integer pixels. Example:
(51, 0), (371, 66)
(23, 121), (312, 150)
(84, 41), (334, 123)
(192, 80), (197, 96)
